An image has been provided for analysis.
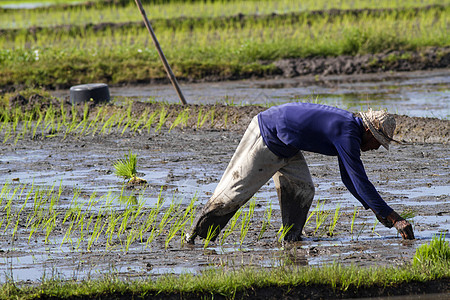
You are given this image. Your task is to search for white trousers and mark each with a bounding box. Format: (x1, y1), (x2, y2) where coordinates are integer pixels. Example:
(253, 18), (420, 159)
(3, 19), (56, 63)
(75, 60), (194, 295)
(189, 116), (315, 241)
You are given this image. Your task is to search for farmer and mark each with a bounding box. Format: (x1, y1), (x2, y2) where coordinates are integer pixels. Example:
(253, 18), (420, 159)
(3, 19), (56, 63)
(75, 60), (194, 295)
(186, 102), (415, 244)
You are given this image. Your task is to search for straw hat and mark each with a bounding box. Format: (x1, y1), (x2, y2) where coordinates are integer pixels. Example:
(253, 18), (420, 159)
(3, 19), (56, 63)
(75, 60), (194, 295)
(360, 109), (396, 150)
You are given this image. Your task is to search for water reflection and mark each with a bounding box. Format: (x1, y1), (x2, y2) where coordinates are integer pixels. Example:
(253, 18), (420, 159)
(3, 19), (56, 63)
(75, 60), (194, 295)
(95, 70), (449, 119)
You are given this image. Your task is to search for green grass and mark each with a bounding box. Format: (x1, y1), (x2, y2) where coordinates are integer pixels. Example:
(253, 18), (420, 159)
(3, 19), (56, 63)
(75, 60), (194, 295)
(0, 235), (448, 299)
(413, 234), (450, 267)
(0, 1), (448, 88)
(1, 0), (448, 28)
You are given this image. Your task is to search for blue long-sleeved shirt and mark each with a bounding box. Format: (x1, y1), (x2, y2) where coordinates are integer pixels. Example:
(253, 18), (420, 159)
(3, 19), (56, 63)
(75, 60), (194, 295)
(257, 102), (393, 218)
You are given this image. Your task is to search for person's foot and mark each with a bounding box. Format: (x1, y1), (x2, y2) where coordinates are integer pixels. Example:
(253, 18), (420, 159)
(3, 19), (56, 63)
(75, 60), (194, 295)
(283, 230), (303, 242)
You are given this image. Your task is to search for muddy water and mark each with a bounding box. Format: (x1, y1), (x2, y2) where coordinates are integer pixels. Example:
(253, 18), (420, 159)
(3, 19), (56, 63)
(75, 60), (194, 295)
(99, 69), (450, 119)
(1, 72), (449, 285)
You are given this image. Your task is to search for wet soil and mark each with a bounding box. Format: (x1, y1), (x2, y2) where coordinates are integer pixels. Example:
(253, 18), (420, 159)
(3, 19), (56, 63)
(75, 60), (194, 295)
(0, 100), (449, 297)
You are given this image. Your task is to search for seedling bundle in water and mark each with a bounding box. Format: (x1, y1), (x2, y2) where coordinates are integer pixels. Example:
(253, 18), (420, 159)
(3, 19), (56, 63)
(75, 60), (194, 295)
(113, 150), (147, 185)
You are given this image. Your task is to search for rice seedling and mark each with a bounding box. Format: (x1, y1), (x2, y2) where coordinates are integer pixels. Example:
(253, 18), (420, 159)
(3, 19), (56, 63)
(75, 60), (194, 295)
(277, 224), (294, 243)
(113, 150), (147, 185)
(132, 110), (148, 133)
(169, 108), (190, 132)
(327, 204), (341, 237)
(144, 110), (159, 134)
(413, 234), (450, 267)
(155, 106), (168, 133)
(203, 225), (219, 249)
(220, 207), (243, 245)
(350, 207), (358, 237)
(239, 199), (256, 246)
(258, 200), (273, 240)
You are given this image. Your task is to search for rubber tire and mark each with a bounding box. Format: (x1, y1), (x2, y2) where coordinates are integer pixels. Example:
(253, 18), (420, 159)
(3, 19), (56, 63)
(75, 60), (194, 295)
(70, 83), (110, 104)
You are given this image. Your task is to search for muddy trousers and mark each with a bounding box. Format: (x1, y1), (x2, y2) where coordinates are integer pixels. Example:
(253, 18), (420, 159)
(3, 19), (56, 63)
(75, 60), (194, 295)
(187, 116), (315, 243)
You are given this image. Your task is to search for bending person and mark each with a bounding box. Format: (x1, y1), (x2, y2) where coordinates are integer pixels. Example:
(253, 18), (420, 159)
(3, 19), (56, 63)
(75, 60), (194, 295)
(186, 102), (414, 243)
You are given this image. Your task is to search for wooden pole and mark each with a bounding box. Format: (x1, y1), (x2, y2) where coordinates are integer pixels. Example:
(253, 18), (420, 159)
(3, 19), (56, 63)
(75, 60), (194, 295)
(134, 0), (187, 105)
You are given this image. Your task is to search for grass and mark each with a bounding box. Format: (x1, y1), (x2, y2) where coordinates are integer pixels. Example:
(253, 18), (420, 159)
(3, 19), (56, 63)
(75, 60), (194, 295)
(0, 1), (448, 88)
(0, 235), (448, 299)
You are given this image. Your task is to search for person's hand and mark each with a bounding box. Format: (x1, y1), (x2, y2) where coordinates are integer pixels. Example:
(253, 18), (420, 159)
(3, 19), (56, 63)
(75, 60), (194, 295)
(387, 210), (415, 240)
(393, 219), (415, 240)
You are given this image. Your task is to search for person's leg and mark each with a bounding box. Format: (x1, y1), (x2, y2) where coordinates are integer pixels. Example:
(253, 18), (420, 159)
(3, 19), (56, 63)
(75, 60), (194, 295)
(187, 116), (286, 243)
(272, 151), (315, 241)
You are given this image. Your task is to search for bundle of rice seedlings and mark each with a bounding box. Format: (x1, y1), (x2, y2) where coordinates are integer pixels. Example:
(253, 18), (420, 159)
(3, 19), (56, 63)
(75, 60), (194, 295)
(113, 150), (147, 185)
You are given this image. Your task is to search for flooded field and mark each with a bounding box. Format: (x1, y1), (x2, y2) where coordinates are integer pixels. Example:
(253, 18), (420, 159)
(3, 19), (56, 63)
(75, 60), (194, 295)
(97, 70), (450, 119)
(1, 70), (449, 284)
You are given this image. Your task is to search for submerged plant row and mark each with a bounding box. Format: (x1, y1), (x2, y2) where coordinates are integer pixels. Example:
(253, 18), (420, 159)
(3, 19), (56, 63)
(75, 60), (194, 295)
(0, 3), (448, 88)
(0, 178), (384, 252)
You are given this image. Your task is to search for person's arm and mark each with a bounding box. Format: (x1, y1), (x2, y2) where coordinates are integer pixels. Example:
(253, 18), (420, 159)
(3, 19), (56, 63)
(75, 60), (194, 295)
(337, 150), (392, 218)
(337, 143), (414, 239)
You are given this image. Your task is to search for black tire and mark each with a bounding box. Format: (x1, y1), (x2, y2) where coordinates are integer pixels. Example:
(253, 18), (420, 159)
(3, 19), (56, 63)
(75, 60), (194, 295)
(70, 83), (110, 104)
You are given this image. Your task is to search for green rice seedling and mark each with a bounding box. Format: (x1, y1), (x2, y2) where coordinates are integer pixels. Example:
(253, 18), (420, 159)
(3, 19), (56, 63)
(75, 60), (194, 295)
(350, 207), (358, 237)
(86, 106), (103, 136)
(199, 109), (212, 128)
(44, 212), (59, 244)
(12, 184), (31, 240)
(120, 105), (133, 136)
(115, 112), (127, 134)
(132, 110), (148, 133)
(371, 218), (380, 237)
(196, 108), (204, 129)
(277, 224), (294, 243)
(356, 223), (367, 241)
(413, 234), (450, 267)
(304, 203), (318, 229)
(113, 150), (147, 185)
(155, 106), (168, 133)
(328, 204), (341, 237)
(79, 103), (90, 136)
(71, 102), (89, 136)
(2, 122), (11, 143)
(204, 225), (219, 249)
(400, 208), (417, 222)
(100, 113), (116, 135)
(59, 100), (67, 128)
(140, 188), (166, 246)
(3, 184), (20, 232)
(125, 229), (139, 252)
(67, 104), (78, 131)
(14, 121), (27, 145)
(169, 108), (190, 132)
(158, 199), (180, 236)
(239, 199), (256, 246)
(144, 111), (159, 134)
(313, 200), (330, 236)
(11, 110), (19, 135)
(105, 211), (120, 247)
(164, 211), (187, 249)
(220, 208), (243, 245)
(209, 108), (216, 128)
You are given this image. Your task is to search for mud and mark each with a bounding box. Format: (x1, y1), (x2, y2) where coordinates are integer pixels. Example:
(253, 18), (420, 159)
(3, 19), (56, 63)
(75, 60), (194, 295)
(0, 100), (448, 292)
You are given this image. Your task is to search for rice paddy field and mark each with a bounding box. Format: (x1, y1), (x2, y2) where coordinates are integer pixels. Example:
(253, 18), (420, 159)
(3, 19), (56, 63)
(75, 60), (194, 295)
(0, 0), (449, 299)
(0, 0), (449, 89)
